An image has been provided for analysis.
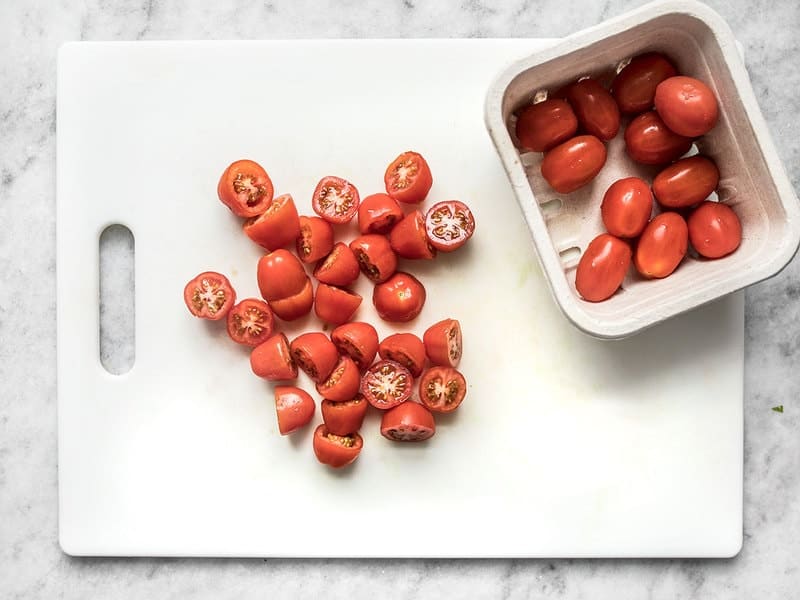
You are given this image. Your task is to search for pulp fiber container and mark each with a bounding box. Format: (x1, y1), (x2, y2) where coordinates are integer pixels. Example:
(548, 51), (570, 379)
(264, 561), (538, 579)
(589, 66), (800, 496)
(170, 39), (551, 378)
(485, 0), (800, 339)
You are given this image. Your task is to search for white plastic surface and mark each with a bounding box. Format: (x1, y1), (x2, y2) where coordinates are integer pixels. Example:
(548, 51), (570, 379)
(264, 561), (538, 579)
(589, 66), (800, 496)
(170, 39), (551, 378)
(485, 0), (800, 339)
(57, 39), (743, 558)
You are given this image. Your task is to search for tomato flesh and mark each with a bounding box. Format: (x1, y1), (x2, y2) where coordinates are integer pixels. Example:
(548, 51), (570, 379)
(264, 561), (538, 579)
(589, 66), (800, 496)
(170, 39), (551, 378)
(296, 215), (335, 264)
(349, 234), (398, 283)
(290, 332), (340, 383)
(313, 425), (363, 468)
(183, 271), (236, 320)
(423, 318), (462, 367)
(226, 298), (274, 346)
(419, 367), (466, 413)
(424, 201), (475, 252)
(384, 151), (433, 204)
(380, 402), (435, 442)
(688, 201), (742, 259)
(217, 159), (274, 218)
(313, 176), (360, 224)
(360, 360), (413, 410)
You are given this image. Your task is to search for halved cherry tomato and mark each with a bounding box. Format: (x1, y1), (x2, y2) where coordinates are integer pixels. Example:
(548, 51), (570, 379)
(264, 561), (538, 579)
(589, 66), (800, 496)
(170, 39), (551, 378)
(358, 193), (404, 234)
(331, 322), (379, 371)
(250, 333), (297, 380)
(388, 210), (437, 260)
(688, 201), (742, 259)
(624, 111), (693, 165)
(312, 176), (360, 224)
(313, 242), (360, 287)
(183, 271), (236, 320)
(575, 234), (632, 302)
(360, 359), (413, 410)
(268, 278), (313, 321)
(423, 318), (462, 367)
(384, 151), (433, 204)
(349, 234), (397, 283)
(378, 332), (426, 377)
(514, 99), (579, 152)
(634, 212), (688, 278)
(424, 201), (475, 252)
(600, 177), (653, 238)
(217, 159), (274, 218)
(312, 425), (363, 468)
(314, 283), (362, 325)
(419, 366), (466, 413)
(290, 331), (339, 383)
(611, 52), (677, 114)
(226, 298), (274, 346)
(565, 78), (621, 141)
(381, 402), (435, 442)
(296, 215), (334, 264)
(274, 386), (315, 435)
(316, 355), (361, 402)
(372, 272), (426, 322)
(654, 75), (718, 137)
(321, 395), (369, 436)
(257, 249), (307, 302)
(541, 135), (607, 194)
(243, 193), (301, 251)
(652, 156), (720, 209)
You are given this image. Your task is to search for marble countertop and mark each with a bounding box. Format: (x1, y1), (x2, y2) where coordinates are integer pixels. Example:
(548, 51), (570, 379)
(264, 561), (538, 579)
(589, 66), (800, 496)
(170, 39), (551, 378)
(1, 0), (798, 597)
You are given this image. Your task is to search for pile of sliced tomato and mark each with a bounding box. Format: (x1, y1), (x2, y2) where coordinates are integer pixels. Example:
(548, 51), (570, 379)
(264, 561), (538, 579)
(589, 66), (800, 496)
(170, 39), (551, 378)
(514, 52), (742, 302)
(183, 151), (473, 469)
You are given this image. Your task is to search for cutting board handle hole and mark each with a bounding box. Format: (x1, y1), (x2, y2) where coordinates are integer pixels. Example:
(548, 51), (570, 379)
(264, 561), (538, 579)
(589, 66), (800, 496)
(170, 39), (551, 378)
(99, 224), (135, 375)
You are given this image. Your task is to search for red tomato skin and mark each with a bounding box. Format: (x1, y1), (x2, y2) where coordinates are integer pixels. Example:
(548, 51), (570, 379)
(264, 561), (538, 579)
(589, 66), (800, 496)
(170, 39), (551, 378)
(541, 135), (607, 194)
(422, 318), (462, 368)
(183, 271), (236, 320)
(380, 402), (436, 442)
(312, 176), (360, 224)
(268, 278), (313, 321)
(321, 396), (369, 436)
(389, 210), (437, 260)
(654, 76), (719, 137)
(611, 53), (677, 114)
(349, 234), (398, 283)
(378, 333), (427, 378)
(600, 177), (653, 238)
(688, 201), (742, 259)
(313, 242), (361, 287)
(296, 215), (335, 264)
(331, 322), (379, 371)
(226, 298), (275, 346)
(515, 99), (579, 152)
(624, 111), (693, 165)
(243, 194), (301, 251)
(384, 151), (433, 204)
(312, 425), (363, 468)
(316, 355), (361, 402)
(256, 249), (307, 302)
(372, 272), (426, 323)
(565, 78), (621, 141)
(652, 156), (720, 209)
(424, 200), (476, 252)
(274, 386), (315, 435)
(250, 333), (297, 380)
(575, 234), (632, 302)
(314, 284), (362, 325)
(217, 159), (274, 218)
(634, 212), (689, 278)
(418, 366), (467, 413)
(358, 193), (404, 235)
(290, 332), (339, 383)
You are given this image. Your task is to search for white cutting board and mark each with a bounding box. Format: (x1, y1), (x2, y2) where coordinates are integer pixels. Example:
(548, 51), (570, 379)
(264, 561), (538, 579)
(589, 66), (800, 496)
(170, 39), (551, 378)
(57, 39), (743, 557)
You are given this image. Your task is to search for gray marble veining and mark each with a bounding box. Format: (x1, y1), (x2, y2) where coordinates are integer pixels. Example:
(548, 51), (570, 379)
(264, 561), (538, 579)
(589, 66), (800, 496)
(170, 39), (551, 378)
(1, 0), (799, 598)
